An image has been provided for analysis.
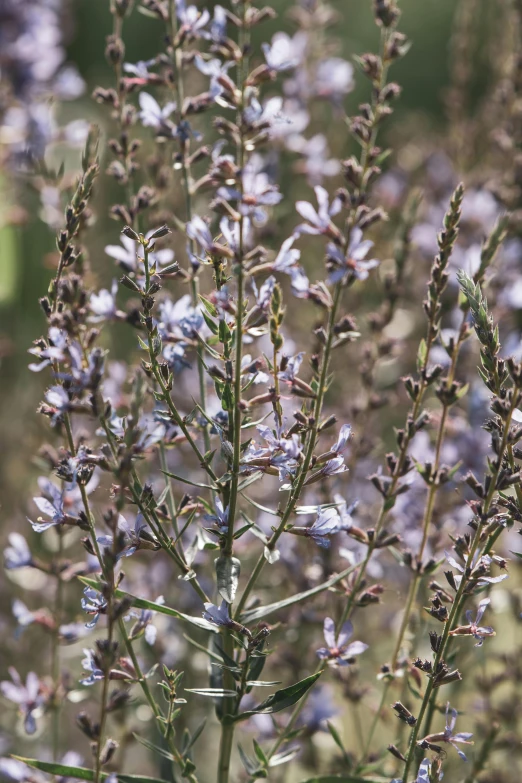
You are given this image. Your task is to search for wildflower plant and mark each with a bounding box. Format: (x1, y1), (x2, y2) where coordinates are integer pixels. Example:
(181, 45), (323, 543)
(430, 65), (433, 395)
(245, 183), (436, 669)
(2, 0), (522, 782)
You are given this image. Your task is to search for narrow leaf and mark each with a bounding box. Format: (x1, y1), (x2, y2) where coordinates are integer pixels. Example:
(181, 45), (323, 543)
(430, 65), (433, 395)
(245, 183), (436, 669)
(232, 672), (321, 722)
(240, 564), (357, 623)
(12, 758), (169, 783)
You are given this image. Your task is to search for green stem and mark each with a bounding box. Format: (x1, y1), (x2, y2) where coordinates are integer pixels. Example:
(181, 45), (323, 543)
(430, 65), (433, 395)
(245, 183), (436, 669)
(401, 395), (519, 781)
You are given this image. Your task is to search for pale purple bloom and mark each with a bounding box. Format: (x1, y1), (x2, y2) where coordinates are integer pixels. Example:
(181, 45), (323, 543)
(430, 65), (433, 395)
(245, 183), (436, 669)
(105, 232), (174, 274)
(218, 156), (282, 225)
(278, 352), (304, 383)
(0, 668), (43, 734)
(81, 587), (108, 628)
(327, 228), (379, 284)
(450, 598), (495, 647)
(416, 759), (432, 783)
(176, 0), (210, 37)
(126, 608), (158, 645)
(203, 600), (234, 627)
(138, 92), (176, 131)
(44, 385), (70, 423)
(12, 599), (37, 630)
(332, 424), (352, 453)
(203, 499), (230, 533)
(80, 649), (104, 686)
(316, 618), (368, 666)
(124, 59), (156, 79)
(314, 58), (354, 101)
(29, 478), (66, 532)
(442, 703), (474, 760)
(194, 55), (233, 98)
(262, 33), (300, 72)
(295, 185), (342, 236)
(28, 327), (67, 372)
(273, 235), (301, 274)
(210, 5), (227, 43)
(318, 455), (348, 478)
(306, 507), (347, 548)
(4, 533), (32, 570)
(286, 133), (341, 185)
(89, 280), (119, 322)
(252, 276), (276, 310)
(187, 215), (214, 253)
(446, 552), (508, 588)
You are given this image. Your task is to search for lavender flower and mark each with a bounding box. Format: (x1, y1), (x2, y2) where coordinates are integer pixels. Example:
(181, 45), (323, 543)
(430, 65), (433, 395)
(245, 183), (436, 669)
(423, 703), (474, 761)
(80, 649), (104, 687)
(203, 600), (234, 628)
(0, 668), (44, 734)
(449, 598), (495, 646)
(316, 618), (368, 666)
(4, 534), (32, 570)
(203, 499), (230, 533)
(138, 92), (177, 132)
(326, 228), (379, 284)
(304, 507), (347, 548)
(81, 588), (108, 628)
(295, 186), (342, 236)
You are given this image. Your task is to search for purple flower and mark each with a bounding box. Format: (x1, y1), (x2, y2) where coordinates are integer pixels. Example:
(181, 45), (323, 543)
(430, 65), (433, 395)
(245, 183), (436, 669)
(176, 0), (210, 37)
(449, 597), (495, 647)
(81, 587), (108, 628)
(314, 58), (354, 101)
(326, 228), (379, 284)
(138, 92), (176, 132)
(278, 352), (304, 383)
(195, 55), (234, 99)
(332, 424), (352, 453)
(123, 59), (157, 80)
(273, 235), (301, 273)
(203, 600), (234, 627)
(89, 280), (119, 323)
(203, 499), (230, 533)
(105, 232), (174, 274)
(444, 707), (474, 760)
(305, 507), (346, 548)
(295, 185), (342, 236)
(4, 533), (32, 570)
(28, 327), (67, 372)
(262, 33), (300, 72)
(252, 276), (276, 310)
(218, 156), (282, 225)
(286, 133), (340, 185)
(12, 599), (37, 630)
(316, 618), (368, 666)
(126, 608), (158, 645)
(0, 668), (44, 734)
(29, 478), (66, 532)
(446, 552), (508, 588)
(80, 649), (104, 687)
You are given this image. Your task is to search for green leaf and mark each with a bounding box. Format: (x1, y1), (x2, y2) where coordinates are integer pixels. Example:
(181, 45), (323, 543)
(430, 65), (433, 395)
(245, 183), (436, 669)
(161, 470), (217, 491)
(132, 734), (176, 763)
(12, 758), (169, 783)
(240, 563), (357, 623)
(79, 577), (217, 633)
(215, 554), (241, 604)
(185, 688), (237, 698)
(231, 672), (322, 722)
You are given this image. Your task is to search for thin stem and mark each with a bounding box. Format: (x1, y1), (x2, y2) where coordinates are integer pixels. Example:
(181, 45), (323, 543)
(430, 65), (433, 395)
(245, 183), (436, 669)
(401, 394), (520, 782)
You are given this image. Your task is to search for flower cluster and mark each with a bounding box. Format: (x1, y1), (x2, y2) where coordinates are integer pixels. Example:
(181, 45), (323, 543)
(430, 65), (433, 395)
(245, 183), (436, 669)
(3, 1), (522, 783)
